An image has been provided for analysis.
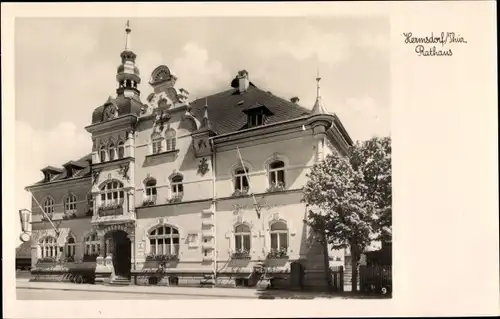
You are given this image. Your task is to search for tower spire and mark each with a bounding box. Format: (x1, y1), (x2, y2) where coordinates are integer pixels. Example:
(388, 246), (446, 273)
(125, 20), (132, 51)
(116, 20), (141, 98)
(311, 68), (328, 115)
(202, 96), (212, 129)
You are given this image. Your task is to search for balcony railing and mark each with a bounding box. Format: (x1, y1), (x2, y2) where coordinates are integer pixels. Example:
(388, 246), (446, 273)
(98, 200), (124, 217)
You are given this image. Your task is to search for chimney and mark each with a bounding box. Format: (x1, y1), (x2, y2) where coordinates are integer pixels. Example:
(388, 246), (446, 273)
(237, 70), (249, 93)
(290, 97), (300, 104)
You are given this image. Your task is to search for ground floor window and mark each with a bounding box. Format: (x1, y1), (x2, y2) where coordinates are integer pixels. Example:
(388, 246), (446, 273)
(40, 236), (58, 258)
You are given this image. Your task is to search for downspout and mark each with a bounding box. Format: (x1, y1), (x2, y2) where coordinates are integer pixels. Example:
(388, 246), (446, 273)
(210, 138), (217, 280)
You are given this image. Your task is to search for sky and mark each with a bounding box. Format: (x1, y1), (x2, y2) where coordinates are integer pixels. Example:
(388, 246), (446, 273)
(14, 17), (390, 236)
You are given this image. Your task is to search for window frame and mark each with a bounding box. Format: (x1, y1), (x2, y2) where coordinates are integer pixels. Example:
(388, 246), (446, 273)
(234, 167), (250, 191)
(268, 160), (286, 187)
(269, 221), (289, 251)
(148, 225), (180, 256)
(65, 237), (76, 259)
(99, 180), (125, 207)
(99, 145), (107, 163)
(171, 175), (184, 196)
(40, 236), (58, 258)
(145, 178), (157, 203)
(117, 141), (125, 159)
(108, 143), (116, 161)
(84, 232), (101, 256)
(234, 224), (251, 252)
(165, 129), (177, 151)
(43, 197), (55, 216)
(64, 194), (77, 214)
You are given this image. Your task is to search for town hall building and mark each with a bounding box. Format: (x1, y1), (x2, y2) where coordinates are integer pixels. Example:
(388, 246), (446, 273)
(25, 21), (353, 289)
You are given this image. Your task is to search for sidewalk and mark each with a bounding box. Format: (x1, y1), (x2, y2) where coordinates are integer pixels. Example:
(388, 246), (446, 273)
(16, 280), (354, 299)
(17, 281), (258, 299)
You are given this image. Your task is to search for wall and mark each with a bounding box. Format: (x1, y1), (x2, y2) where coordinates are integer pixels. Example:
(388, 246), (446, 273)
(134, 110), (214, 206)
(215, 134), (316, 198)
(30, 178), (92, 223)
(134, 200), (213, 271)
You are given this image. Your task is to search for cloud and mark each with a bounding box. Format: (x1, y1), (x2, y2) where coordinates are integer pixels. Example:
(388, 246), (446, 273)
(357, 33), (390, 51)
(334, 97), (391, 142)
(171, 42), (232, 97)
(15, 120), (92, 213)
(257, 26), (351, 66)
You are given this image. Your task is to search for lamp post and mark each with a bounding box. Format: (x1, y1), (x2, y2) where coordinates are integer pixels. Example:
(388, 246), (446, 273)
(19, 209), (31, 242)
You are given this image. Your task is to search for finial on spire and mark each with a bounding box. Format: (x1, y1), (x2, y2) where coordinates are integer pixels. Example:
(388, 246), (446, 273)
(125, 20), (132, 51)
(315, 68), (322, 100)
(311, 70), (328, 115)
(202, 96), (212, 129)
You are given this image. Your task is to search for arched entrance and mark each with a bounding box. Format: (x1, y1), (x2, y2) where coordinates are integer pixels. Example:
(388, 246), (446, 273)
(107, 230), (131, 279)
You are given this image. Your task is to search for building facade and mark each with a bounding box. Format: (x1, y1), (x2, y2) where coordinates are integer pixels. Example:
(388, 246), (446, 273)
(26, 22), (353, 289)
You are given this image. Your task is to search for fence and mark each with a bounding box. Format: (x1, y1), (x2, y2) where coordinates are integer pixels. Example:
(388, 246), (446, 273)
(359, 265), (392, 293)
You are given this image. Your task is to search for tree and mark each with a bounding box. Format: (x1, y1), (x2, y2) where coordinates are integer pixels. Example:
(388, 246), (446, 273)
(303, 136), (392, 292)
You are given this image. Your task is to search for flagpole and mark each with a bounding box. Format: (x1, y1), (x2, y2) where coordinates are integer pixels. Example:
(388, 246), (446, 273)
(30, 191), (60, 235)
(236, 147), (261, 218)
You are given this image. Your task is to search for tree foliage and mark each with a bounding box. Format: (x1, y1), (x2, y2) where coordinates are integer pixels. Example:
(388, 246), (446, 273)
(303, 136), (392, 279)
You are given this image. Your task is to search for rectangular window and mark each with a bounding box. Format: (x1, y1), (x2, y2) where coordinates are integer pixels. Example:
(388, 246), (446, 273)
(235, 235), (242, 250)
(271, 233), (278, 250)
(279, 233), (288, 249)
(152, 140), (162, 154)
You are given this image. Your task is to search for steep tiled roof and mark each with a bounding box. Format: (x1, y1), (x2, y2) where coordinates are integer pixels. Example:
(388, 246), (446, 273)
(31, 153), (93, 186)
(188, 85), (311, 135)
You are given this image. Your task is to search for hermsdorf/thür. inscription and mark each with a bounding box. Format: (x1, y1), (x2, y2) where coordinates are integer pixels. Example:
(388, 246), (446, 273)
(403, 32), (468, 57)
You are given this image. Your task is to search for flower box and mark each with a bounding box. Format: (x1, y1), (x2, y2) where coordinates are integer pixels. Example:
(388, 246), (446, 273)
(62, 213), (77, 220)
(142, 199), (156, 207)
(231, 250), (251, 260)
(266, 181), (286, 193)
(37, 257), (57, 264)
(98, 203), (123, 217)
(168, 194), (183, 204)
(231, 187), (249, 198)
(145, 254), (179, 262)
(266, 248), (289, 259)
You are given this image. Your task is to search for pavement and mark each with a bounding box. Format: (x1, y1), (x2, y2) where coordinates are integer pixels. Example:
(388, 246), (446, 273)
(16, 279), (374, 300)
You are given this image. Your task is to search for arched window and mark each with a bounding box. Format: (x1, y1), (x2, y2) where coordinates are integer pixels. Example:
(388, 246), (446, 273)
(234, 224), (251, 252)
(268, 160), (285, 187)
(109, 143), (116, 161)
(118, 141), (125, 159)
(152, 134), (163, 154)
(270, 221), (288, 251)
(65, 237), (76, 259)
(171, 175), (184, 197)
(99, 145), (107, 163)
(40, 236), (58, 258)
(64, 194), (77, 214)
(84, 232), (100, 258)
(234, 167), (249, 191)
(43, 197), (55, 216)
(100, 181), (124, 206)
(149, 225), (180, 256)
(165, 129), (177, 151)
(145, 178), (157, 203)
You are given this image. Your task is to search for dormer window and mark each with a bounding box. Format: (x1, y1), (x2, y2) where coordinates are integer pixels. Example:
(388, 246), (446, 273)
(249, 113), (264, 127)
(41, 166), (63, 183)
(242, 102), (273, 129)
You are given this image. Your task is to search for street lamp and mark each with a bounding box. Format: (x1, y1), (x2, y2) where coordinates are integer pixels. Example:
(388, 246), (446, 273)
(19, 209), (31, 242)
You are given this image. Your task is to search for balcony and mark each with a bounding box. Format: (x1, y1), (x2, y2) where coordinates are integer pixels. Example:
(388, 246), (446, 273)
(92, 199), (136, 224)
(98, 201), (124, 217)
